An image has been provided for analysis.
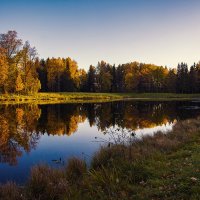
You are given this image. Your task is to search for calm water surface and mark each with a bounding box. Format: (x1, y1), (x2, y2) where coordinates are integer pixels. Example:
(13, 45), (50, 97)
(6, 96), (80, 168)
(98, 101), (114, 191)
(0, 100), (200, 183)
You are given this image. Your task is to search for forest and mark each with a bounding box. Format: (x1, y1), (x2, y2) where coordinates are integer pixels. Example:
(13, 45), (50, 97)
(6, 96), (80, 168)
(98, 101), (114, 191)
(0, 30), (200, 94)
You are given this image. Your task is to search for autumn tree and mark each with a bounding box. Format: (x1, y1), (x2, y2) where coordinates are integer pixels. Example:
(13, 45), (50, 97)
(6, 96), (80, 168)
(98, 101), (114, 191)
(0, 48), (8, 93)
(0, 31), (23, 93)
(65, 57), (80, 91)
(151, 66), (168, 92)
(96, 61), (112, 92)
(15, 72), (24, 94)
(19, 41), (41, 94)
(0, 31), (41, 94)
(124, 62), (140, 92)
(46, 58), (64, 92)
(0, 30), (22, 64)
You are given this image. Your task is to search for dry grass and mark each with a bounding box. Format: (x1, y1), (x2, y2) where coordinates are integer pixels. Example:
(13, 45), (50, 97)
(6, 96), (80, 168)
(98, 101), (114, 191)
(0, 182), (25, 200)
(65, 158), (87, 184)
(27, 165), (68, 200)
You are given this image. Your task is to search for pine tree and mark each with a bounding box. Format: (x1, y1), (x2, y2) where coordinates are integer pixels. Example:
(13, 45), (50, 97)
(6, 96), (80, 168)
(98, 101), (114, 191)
(87, 65), (96, 92)
(111, 65), (117, 92)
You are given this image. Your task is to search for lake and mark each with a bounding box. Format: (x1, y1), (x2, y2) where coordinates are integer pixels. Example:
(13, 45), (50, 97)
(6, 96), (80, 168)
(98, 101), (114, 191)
(0, 100), (200, 183)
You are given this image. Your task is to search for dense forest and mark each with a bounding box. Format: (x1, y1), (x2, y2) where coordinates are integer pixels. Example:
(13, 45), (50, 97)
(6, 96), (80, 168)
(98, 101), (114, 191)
(0, 30), (200, 94)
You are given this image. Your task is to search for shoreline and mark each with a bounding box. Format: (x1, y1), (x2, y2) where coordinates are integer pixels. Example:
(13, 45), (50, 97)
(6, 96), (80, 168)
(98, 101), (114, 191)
(1, 92), (200, 104)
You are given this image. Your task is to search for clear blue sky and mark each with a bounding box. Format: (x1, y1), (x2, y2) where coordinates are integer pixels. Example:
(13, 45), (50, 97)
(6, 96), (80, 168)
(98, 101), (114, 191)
(1, 0), (200, 69)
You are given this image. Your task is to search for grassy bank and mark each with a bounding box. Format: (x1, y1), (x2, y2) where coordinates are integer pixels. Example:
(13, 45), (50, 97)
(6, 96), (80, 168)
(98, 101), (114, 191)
(1, 92), (200, 104)
(1, 117), (200, 199)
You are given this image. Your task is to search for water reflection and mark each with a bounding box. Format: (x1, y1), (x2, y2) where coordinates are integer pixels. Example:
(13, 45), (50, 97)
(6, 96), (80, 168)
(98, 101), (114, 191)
(0, 105), (40, 165)
(0, 100), (200, 182)
(134, 122), (175, 138)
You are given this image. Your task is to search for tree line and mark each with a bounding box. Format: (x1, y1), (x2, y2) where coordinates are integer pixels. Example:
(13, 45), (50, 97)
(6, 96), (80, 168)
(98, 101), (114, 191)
(0, 30), (200, 94)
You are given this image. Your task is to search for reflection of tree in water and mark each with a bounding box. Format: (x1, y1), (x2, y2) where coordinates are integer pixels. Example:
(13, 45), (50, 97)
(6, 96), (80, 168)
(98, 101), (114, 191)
(37, 104), (87, 136)
(0, 101), (199, 165)
(37, 101), (190, 136)
(0, 105), (41, 165)
(91, 101), (179, 131)
(36, 102), (181, 139)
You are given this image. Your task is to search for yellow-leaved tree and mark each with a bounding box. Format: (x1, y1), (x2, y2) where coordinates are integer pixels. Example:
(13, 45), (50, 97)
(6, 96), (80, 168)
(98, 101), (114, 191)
(15, 72), (24, 94)
(0, 48), (8, 93)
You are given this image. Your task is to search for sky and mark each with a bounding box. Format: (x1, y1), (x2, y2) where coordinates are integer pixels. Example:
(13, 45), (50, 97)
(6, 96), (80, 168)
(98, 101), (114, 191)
(1, 0), (200, 70)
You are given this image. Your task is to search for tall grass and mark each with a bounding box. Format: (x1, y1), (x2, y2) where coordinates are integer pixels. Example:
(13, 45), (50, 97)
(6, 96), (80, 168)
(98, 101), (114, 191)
(0, 182), (24, 200)
(65, 158), (87, 185)
(26, 165), (68, 200)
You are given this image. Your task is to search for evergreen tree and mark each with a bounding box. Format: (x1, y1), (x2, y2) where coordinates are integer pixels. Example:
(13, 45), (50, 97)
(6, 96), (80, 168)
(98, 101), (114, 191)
(176, 63), (189, 93)
(87, 65), (96, 92)
(111, 65), (117, 92)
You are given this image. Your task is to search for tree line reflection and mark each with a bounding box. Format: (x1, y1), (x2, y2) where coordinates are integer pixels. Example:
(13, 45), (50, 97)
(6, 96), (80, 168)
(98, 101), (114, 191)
(0, 101), (199, 165)
(0, 105), (40, 165)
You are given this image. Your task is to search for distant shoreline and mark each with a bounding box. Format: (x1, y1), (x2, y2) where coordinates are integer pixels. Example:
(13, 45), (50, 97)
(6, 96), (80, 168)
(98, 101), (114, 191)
(1, 92), (200, 104)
